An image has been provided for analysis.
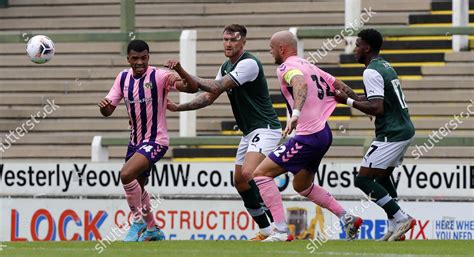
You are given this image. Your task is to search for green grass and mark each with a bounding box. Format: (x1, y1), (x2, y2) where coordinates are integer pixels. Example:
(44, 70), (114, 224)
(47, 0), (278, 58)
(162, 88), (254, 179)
(0, 240), (472, 257)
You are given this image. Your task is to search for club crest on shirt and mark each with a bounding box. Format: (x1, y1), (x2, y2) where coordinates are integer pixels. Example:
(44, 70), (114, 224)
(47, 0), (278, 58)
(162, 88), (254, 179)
(143, 82), (153, 89)
(279, 64), (286, 72)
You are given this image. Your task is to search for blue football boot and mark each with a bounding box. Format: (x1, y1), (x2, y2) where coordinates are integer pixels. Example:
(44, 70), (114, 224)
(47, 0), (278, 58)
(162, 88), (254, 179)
(138, 227), (165, 242)
(124, 221), (146, 242)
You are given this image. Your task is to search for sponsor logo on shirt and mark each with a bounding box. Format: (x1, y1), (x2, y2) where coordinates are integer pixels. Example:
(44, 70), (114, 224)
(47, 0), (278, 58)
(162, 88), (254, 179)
(143, 82), (153, 89)
(125, 97), (153, 104)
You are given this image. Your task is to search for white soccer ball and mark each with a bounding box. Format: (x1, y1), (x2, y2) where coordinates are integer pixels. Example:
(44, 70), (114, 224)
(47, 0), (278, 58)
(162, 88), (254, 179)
(26, 35), (55, 64)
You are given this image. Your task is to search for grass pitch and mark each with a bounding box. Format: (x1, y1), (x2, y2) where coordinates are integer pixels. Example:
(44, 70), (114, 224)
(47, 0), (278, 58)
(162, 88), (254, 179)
(0, 240), (472, 257)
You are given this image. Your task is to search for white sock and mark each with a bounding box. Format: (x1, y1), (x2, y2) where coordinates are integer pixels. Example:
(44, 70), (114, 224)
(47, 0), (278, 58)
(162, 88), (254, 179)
(388, 218), (396, 232)
(393, 209), (409, 222)
(260, 226), (273, 236)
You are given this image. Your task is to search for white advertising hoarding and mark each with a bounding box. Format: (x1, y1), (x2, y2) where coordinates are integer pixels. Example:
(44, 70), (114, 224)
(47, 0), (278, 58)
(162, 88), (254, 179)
(0, 198), (472, 243)
(0, 162), (473, 197)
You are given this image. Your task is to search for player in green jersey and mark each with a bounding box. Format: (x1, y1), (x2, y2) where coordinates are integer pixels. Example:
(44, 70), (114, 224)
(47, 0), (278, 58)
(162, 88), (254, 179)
(335, 29), (416, 241)
(166, 24), (281, 241)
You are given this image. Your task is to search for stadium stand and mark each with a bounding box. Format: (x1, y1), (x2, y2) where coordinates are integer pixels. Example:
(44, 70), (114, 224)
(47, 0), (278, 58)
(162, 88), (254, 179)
(0, 0), (472, 161)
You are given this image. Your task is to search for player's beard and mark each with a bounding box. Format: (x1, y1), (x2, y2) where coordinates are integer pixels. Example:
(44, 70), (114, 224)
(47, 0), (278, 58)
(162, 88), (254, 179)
(224, 47), (238, 58)
(274, 55), (283, 65)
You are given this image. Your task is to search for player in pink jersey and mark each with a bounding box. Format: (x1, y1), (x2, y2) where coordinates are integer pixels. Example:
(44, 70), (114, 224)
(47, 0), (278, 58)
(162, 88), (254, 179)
(98, 40), (197, 242)
(252, 31), (363, 242)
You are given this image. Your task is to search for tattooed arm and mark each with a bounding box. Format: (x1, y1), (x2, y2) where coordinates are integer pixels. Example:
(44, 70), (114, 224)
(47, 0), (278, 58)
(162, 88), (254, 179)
(164, 59), (236, 95)
(292, 75), (308, 113)
(196, 58), (260, 94)
(172, 71), (235, 95)
(283, 75), (307, 137)
(191, 75), (236, 95)
(167, 92), (219, 112)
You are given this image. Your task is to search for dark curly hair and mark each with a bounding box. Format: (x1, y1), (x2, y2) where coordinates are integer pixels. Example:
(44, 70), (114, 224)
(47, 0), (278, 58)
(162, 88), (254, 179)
(358, 29), (383, 53)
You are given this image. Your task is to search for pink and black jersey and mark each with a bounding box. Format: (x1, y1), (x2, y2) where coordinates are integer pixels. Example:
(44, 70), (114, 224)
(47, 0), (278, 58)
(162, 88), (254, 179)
(277, 56), (337, 135)
(105, 66), (176, 146)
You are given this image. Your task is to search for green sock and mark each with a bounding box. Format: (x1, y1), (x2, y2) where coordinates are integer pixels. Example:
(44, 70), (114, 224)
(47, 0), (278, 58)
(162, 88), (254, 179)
(376, 176), (398, 198)
(376, 176), (398, 219)
(355, 176), (400, 217)
(238, 180), (271, 229)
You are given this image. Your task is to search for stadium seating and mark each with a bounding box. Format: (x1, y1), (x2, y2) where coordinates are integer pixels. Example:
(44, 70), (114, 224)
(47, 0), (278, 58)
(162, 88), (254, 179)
(0, 0), (472, 160)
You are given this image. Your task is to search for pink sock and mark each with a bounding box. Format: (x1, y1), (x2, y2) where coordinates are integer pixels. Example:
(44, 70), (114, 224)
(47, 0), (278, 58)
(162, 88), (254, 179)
(254, 176), (287, 230)
(141, 190), (156, 230)
(123, 180), (143, 221)
(300, 184), (345, 218)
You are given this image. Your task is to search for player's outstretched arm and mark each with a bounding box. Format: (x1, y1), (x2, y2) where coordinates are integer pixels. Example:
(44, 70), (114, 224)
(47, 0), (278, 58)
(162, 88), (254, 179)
(169, 73), (199, 93)
(195, 75), (236, 95)
(164, 59), (237, 95)
(333, 79), (366, 101)
(98, 98), (116, 117)
(164, 59), (199, 93)
(334, 89), (384, 116)
(166, 92), (219, 112)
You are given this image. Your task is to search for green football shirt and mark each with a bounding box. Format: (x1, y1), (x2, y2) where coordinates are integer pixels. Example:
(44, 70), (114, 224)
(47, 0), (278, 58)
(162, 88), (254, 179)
(363, 57), (415, 142)
(216, 52), (281, 135)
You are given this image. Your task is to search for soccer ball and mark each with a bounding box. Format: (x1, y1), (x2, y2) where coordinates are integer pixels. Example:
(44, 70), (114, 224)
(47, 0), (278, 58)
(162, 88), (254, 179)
(26, 35), (55, 64)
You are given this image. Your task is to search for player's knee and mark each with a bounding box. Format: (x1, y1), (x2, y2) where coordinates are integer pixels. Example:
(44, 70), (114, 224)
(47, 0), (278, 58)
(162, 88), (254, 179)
(294, 184), (310, 194)
(240, 168), (253, 182)
(253, 167), (266, 178)
(253, 163), (276, 178)
(120, 168), (134, 184)
(293, 180), (312, 194)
